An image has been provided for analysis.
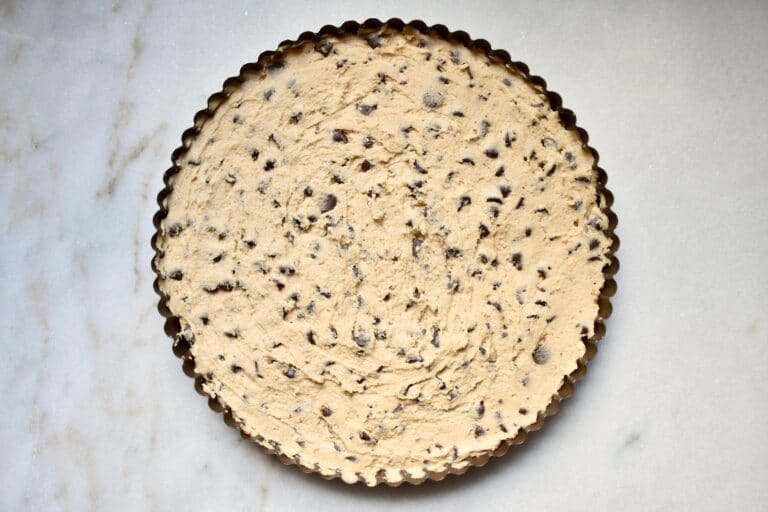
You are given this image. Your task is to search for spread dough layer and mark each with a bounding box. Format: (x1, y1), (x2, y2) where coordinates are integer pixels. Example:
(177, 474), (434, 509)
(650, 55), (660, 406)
(158, 28), (611, 483)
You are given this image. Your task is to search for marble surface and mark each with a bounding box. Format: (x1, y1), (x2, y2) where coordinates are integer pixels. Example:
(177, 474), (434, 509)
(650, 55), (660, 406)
(1, 1), (767, 510)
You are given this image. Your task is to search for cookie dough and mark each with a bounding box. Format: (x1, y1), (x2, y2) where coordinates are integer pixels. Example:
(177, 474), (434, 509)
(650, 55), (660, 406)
(157, 28), (611, 484)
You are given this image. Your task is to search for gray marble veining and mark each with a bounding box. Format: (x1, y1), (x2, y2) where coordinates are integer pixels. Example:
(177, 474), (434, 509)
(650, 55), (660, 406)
(1, 1), (766, 510)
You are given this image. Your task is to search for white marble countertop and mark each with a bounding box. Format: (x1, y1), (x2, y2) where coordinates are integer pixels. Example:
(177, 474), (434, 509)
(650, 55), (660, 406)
(1, 1), (767, 510)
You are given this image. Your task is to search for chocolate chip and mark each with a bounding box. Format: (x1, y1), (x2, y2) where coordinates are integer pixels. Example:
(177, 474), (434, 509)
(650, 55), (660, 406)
(439, 75), (450, 84)
(263, 88), (275, 101)
(541, 137), (557, 148)
(359, 431), (372, 442)
(353, 329), (370, 347)
(319, 193), (337, 213)
(431, 326), (440, 348)
(249, 148), (260, 161)
(461, 157), (475, 166)
(589, 239), (601, 250)
(366, 34), (381, 49)
(303, 186), (313, 197)
(232, 114), (244, 124)
(413, 160), (427, 174)
(495, 166), (505, 177)
(263, 159), (276, 171)
(565, 151), (574, 162)
(477, 401), (485, 417)
(306, 330), (316, 345)
(479, 224), (490, 239)
(200, 315), (209, 325)
(273, 279), (285, 291)
(511, 252), (523, 270)
(486, 197), (502, 204)
(445, 247), (463, 259)
(357, 103), (377, 115)
(331, 129), (348, 143)
(504, 132), (516, 147)
(487, 301), (502, 312)
(266, 60), (284, 73)
(503, 77), (512, 86)
(535, 300), (548, 306)
(575, 176), (591, 183)
(168, 269), (183, 280)
(283, 365), (297, 378)
(278, 265), (295, 276)
(458, 195), (472, 212)
(231, 364), (243, 373)
(314, 40), (333, 57)
(412, 237), (424, 258)
(474, 426), (485, 438)
(452, 111), (465, 117)
(480, 119), (491, 137)
(382, 293), (391, 302)
(321, 405), (333, 417)
(422, 91), (444, 109)
(167, 223), (183, 237)
(515, 197), (525, 210)
(499, 184), (512, 198)
(484, 148), (498, 159)
(203, 281), (235, 293)
(289, 112), (303, 124)
(587, 218), (604, 231)
(360, 159), (372, 172)
(362, 135), (374, 149)
(532, 344), (549, 364)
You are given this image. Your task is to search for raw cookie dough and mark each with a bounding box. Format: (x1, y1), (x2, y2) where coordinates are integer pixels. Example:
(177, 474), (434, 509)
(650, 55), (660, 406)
(157, 28), (611, 484)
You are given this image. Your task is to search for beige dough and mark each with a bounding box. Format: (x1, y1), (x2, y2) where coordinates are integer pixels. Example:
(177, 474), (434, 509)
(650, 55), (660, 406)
(157, 28), (611, 484)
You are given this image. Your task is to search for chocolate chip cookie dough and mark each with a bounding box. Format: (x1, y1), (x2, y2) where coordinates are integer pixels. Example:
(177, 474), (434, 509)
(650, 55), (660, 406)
(155, 24), (614, 485)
